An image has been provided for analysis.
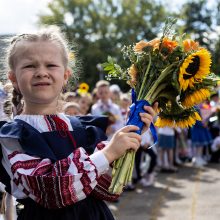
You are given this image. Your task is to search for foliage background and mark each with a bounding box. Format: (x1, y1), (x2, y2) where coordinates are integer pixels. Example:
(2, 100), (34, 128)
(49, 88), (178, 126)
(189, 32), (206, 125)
(1, 0), (220, 92)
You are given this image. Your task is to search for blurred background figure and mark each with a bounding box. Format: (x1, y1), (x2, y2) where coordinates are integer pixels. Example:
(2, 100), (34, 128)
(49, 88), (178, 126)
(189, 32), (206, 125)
(78, 93), (92, 115)
(157, 126), (178, 172)
(119, 93), (131, 125)
(91, 88), (99, 105)
(63, 102), (81, 116)
(191, 103), (213, 167)
(0, 83), (8, 121)
(109, 84), (121, 105)
(64, 91), (80, 103)
(138, 130), (157, 187)
(0, 82), (13, 121)
(209, 127), (220, 163)
(91, 80), (123, 140)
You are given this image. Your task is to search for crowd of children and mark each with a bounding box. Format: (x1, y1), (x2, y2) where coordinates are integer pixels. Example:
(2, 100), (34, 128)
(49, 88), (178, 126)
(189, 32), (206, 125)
(0, 26), (220, 219)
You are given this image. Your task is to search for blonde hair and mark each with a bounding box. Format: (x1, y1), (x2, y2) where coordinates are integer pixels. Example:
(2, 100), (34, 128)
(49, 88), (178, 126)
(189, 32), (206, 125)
(7, 26), (70, 71)
(6, 26), (77, 115)
(63, 102), (80, 112)
(95, 80), (110, 89)
(64, 91), (80, 102)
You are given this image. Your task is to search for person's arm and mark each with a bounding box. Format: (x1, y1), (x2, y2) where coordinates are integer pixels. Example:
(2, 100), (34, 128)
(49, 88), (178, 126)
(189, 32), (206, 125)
(1, 138), (109, 209)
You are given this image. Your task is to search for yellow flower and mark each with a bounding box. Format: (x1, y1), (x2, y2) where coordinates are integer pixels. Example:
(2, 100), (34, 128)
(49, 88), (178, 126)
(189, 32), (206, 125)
(183, 39), (199, 52)
(181, 88), (211, 108)
(78, 82), (89, 95)
(178, 49), (211, 91)
(175, 112), (201, 128)
(155, 111), (201, 128)
(155, 117), (175, 127)
(128, 64), (138, 86)
(69, 52), (75, 61)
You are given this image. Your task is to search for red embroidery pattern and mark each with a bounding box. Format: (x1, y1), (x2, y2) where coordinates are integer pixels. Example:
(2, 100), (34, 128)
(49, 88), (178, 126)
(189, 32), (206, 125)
(8, 147), (103, 209)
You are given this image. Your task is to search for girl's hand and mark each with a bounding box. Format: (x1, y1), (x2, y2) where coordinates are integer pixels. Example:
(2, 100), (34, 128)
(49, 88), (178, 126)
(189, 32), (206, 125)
(102, 125), (141, 163)
(139, 102), (158, 134)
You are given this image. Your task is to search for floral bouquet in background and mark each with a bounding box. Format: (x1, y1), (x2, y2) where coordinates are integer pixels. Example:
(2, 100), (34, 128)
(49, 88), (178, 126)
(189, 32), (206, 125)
(102, 18), (218, 194)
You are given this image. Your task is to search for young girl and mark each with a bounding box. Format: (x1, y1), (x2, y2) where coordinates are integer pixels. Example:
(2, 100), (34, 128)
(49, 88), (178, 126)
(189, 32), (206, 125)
(0, 27), (157, 220)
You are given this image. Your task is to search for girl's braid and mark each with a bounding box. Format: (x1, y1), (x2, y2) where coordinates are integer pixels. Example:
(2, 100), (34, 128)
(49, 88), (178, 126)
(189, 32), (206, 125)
(11, 88), (23, 116)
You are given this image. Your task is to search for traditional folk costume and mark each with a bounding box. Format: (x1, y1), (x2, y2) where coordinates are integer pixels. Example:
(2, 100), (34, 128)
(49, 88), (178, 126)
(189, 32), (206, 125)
(0, 114), (118, 220)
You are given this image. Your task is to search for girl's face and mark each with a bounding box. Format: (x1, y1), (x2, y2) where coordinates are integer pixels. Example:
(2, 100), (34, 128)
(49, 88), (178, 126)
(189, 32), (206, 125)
(9, 41), (70, 113)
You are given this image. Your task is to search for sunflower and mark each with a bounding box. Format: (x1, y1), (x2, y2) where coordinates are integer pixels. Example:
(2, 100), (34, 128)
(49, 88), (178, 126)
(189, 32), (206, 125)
(181, 88), (211, 108)
(155, 110), (201, 128)
(155, 117), (175, 127)
(175, 111), (201, 128)
(78, 82), (89, 95)
(178, 48), (211, 91)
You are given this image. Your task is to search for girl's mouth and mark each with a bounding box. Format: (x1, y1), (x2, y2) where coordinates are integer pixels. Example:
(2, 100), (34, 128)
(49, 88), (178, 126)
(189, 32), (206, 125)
(33, 82), (50, 86)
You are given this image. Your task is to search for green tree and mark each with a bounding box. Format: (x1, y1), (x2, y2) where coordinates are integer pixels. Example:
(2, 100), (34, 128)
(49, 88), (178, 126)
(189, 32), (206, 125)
(180, 0), (214, 50)
(39, 0), (167, 91)
(176, 0), (220, 76)
(212, 1), (220, 76)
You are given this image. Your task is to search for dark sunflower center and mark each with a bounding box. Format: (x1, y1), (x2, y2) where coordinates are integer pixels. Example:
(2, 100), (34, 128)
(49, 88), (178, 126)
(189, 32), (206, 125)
(183, 55), (200, 80)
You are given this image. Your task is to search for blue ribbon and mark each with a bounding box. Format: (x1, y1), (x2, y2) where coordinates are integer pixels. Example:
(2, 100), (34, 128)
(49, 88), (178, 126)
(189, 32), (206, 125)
(126, 89), (158, 145)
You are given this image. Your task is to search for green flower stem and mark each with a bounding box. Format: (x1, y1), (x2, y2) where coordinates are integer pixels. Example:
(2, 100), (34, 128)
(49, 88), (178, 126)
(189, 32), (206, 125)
(111, 154), (126, 184)
(138, 54), (152, 100)
(124, 151), (133, 184)
(112, 152), (132, 192)
(149, 83), (168, 102)
(145, 63), (176, 101)
(109, 150), (133, 194)
(127, 151), (135, 182)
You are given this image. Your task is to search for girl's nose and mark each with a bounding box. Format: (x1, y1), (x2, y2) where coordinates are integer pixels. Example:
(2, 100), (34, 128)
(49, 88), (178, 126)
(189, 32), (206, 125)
(35, 66), (49, 78)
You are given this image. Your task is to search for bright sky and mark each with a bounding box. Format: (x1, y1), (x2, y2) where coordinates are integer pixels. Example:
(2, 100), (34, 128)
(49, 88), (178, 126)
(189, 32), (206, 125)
(0, 0), (51, 34)
(0, 0), (217, 35)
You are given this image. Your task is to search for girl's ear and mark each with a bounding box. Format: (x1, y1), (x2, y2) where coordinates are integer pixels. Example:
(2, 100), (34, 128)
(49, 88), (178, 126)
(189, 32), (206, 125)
(8, 71), (19, 92)
(64, 68), (72, 85)
(8, 71), (17, 85)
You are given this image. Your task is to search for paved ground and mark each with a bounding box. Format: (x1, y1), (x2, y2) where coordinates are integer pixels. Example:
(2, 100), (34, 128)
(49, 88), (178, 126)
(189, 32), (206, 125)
(107, 163), (220, 220)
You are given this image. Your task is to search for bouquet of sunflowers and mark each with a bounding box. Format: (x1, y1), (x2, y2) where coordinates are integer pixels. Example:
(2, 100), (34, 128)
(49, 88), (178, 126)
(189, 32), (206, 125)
(102, 18), (218, 194)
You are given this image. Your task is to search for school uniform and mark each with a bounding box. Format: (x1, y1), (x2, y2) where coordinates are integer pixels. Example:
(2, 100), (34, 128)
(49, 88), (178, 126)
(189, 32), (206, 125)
(0, 114), (118, 220)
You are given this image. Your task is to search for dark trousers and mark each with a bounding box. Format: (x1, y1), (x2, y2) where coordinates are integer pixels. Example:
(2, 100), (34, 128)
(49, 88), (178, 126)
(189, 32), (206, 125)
(210, 149), (220, 163)
(135, 147), (157, 181)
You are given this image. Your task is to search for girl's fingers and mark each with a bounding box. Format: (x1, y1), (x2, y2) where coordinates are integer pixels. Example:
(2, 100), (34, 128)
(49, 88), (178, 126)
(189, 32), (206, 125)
(119, 125), (139, 133)
(129, 137), (140, 146)
(128, 138), (140, 150)
(152, 102), (159, 113)
(143, 105), (156, 117)
(140, 113), (153, 122)
(126, 132), (142, 143)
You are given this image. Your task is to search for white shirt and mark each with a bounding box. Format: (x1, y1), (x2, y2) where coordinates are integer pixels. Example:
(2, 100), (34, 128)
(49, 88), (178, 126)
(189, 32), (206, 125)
(91, 99), (124, 139)
(158, 127), (175, 136)
(211, 136), (220, 152)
